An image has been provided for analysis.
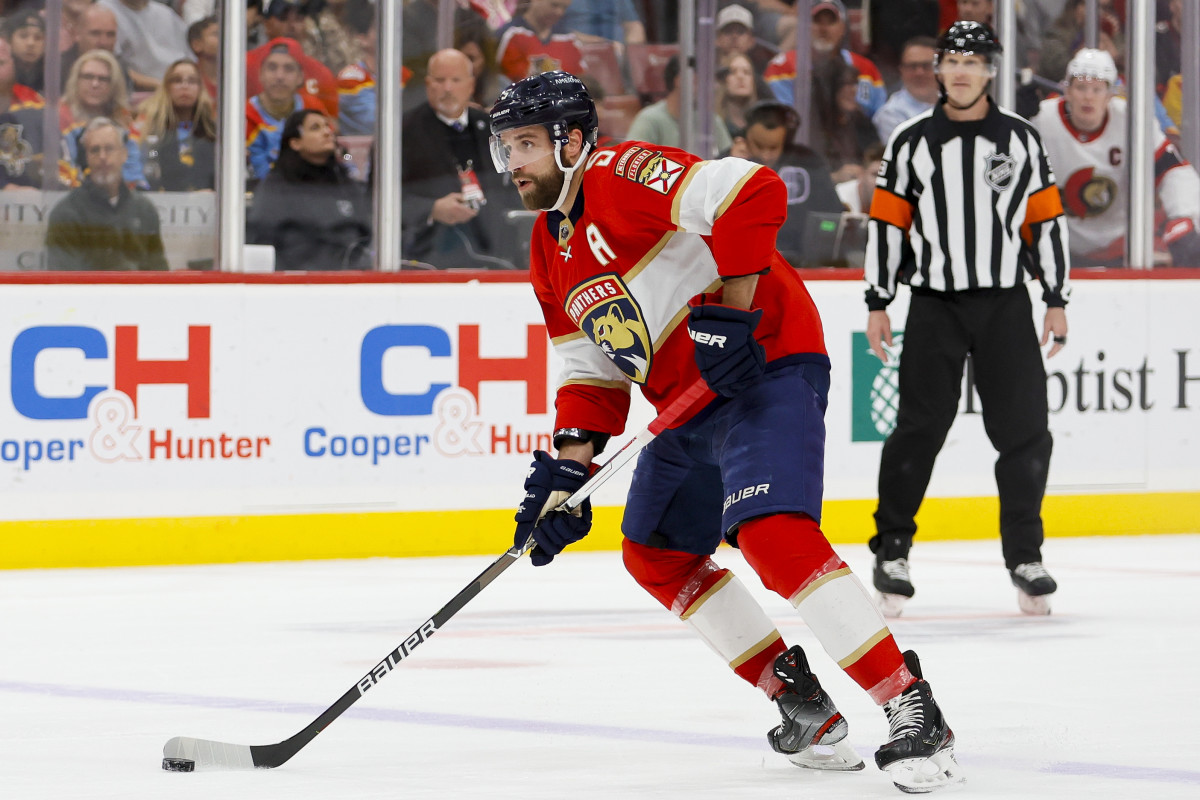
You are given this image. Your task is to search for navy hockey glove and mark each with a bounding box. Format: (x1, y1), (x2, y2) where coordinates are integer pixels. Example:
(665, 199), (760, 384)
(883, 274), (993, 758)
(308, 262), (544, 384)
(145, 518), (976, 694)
(688, 304), (766, 397)
(513, 450), (592, 566)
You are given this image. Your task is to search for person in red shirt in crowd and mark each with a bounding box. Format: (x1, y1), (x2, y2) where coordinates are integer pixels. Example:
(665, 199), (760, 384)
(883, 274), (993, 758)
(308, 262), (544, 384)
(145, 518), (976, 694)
(497, 0), (587, 82)
(246, 37), (326, 181)
(246, 0), (338, 117)
(764, 0), (886, 117)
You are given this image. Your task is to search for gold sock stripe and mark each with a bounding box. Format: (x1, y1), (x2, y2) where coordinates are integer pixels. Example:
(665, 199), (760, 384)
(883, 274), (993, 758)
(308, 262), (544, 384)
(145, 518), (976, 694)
(836, 627), (891, 670)
(729, 630), (783, 670)
(788, 566), (853, 607)
(678, 570), (733, 621)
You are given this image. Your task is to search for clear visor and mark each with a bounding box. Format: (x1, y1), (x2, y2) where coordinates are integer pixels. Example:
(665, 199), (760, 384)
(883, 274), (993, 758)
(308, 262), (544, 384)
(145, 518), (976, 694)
(489, 131), (557, 173)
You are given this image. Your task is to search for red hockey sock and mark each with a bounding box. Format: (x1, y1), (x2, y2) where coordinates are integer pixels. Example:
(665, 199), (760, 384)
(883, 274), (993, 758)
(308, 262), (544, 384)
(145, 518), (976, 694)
(623, 538), (787, 694)
(738, 514), (915, 704)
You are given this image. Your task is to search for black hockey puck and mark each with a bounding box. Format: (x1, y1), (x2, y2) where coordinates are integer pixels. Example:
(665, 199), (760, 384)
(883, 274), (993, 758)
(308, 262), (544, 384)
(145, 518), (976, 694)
(162, 757), (195, 772)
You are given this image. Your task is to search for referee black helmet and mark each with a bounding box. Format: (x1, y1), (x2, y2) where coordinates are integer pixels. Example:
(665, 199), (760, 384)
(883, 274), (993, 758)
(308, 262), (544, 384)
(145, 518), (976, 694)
(935, 20), (1003, 68)
(934, 20), (1003, 104)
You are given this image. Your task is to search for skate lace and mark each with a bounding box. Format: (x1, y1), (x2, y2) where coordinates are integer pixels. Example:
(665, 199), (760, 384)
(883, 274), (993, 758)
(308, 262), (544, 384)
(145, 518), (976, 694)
(1013, 562), (1051, 581)
(884, 689), (924, 740)
(881, 558), (910, 581)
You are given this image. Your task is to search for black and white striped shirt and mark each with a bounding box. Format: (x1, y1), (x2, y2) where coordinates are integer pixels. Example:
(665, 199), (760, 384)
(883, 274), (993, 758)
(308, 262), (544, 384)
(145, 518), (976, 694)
(864, 99), (1071, 310)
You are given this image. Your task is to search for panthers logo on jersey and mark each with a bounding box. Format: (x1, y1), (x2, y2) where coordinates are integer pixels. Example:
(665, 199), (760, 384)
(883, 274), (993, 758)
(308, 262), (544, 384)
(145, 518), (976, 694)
(564, 274), (653, 383)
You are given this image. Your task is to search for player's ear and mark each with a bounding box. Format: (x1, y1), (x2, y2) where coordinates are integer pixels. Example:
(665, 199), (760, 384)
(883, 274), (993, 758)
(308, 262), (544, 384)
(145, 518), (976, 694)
(565, 127), (585, 160)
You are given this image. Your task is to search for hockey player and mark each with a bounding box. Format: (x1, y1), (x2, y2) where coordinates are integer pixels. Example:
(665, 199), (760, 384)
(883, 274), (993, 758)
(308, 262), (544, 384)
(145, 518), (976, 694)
(1030, 48), (1200, 267)
(489, 70), (963, 793)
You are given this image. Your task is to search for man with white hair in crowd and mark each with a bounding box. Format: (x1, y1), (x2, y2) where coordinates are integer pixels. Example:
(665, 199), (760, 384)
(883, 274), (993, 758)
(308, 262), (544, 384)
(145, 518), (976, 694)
(45, 117), (167, 271)
(1031, 48), (1200, 267)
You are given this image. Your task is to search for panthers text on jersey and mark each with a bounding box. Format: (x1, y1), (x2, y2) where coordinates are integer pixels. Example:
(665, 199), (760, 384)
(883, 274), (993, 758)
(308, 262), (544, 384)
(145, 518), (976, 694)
(529, 140), (830, 438)
(1032, 95), (1200, 261)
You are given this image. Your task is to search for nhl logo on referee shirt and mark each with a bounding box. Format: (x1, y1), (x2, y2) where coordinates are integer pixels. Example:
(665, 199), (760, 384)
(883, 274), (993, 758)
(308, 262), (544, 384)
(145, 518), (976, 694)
(983, 152), (1016, 192)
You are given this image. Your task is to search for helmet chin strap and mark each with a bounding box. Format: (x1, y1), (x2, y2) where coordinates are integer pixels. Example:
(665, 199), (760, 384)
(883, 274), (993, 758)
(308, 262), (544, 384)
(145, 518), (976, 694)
(544, 140), (592, 212)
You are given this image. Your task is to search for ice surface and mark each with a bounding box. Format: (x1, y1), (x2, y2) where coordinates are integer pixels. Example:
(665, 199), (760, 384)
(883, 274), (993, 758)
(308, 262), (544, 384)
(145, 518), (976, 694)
(2, 535), (1198, 799)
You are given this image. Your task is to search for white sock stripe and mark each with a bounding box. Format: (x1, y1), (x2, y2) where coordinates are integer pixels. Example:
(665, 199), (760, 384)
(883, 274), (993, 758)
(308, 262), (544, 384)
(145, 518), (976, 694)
(682, 572), (782, 665)
(793, 571), (890, 664)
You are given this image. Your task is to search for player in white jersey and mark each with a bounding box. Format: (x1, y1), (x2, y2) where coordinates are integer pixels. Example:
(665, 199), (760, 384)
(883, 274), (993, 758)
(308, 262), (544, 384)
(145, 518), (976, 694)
(1031, 48), (1200, 267)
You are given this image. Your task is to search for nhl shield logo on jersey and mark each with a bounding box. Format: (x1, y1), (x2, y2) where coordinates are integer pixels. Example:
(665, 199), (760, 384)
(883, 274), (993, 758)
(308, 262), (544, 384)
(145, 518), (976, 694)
(614, 146), (685, 195)
(983, 151), (1016, 192)
(565, 274), (653, 383)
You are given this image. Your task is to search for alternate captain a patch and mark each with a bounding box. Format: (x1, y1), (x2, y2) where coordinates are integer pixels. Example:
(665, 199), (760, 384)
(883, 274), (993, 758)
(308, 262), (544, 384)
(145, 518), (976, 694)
(565, 274), (653, 383)
(614, 146), (685, 195)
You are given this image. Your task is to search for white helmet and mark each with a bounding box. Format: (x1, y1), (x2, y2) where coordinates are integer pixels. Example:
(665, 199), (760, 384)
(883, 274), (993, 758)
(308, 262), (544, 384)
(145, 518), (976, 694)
(1065, 48), (1118, 86)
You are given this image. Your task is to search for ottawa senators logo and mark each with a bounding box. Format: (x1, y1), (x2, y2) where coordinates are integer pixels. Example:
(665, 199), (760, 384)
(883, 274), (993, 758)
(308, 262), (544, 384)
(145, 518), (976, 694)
(564, 274), (652, 383)
(1062, 167), (1116, 218)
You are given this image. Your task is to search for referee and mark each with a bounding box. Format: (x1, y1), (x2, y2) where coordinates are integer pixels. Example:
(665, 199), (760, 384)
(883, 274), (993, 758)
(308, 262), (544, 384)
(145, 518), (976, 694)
(862, 21), (1070, 617)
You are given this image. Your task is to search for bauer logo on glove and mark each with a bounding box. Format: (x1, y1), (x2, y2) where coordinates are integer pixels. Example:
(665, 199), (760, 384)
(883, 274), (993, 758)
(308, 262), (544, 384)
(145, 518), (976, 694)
(513, 451), (594, 566)
(687, 303), (766, 397)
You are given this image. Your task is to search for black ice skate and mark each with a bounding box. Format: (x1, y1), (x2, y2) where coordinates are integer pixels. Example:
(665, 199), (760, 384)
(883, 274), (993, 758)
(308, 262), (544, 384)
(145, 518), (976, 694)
(1010, 562), (1057, 615)
(874, 558), (914, 618)
(768, 645), (864, 771)
(875, 651), (964, 793)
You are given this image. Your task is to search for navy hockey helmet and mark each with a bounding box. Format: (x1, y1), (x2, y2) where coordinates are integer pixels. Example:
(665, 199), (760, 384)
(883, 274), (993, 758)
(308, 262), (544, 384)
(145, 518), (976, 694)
(488, 71), (599, 172)
(935, 20), (1003, 69)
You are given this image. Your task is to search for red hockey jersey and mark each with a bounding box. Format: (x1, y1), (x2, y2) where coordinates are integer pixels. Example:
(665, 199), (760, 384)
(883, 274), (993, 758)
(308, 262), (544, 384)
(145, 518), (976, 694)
(531, 141), (829, 437)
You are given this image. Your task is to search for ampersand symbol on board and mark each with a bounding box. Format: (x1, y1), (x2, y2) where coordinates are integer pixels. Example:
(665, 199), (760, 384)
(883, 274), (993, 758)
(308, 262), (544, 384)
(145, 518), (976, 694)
(89, 391), (142, 462)
(433, 388), (484, 456)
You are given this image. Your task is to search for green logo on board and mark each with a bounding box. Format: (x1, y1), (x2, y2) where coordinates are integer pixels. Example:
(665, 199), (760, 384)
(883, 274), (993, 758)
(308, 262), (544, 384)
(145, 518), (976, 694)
(851, 331), (903, 442)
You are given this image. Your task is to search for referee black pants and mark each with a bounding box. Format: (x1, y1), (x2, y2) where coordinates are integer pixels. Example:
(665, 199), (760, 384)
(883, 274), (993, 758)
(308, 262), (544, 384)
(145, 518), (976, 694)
(870, 286), (1053, 570)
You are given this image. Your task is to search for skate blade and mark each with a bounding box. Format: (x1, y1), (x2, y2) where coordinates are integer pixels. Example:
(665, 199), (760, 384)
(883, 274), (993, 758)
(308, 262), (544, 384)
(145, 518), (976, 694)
(1017, 590), (1051, 616)
(877, 592), (909, 618)
(884, 746), (966, 793)
(784, 739), (865, 771)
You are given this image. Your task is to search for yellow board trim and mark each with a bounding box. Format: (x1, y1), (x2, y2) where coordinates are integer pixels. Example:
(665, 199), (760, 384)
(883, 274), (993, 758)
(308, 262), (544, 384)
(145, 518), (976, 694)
(3, 492), (1197, 570)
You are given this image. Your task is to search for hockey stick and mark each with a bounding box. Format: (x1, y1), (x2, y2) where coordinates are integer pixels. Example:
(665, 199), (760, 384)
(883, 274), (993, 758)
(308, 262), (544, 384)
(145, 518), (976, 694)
(162, 381), (710, 772)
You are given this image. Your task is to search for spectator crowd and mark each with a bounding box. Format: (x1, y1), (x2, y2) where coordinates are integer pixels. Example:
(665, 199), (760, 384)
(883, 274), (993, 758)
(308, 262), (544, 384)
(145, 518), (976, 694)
(0, 0), (1195, 270)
